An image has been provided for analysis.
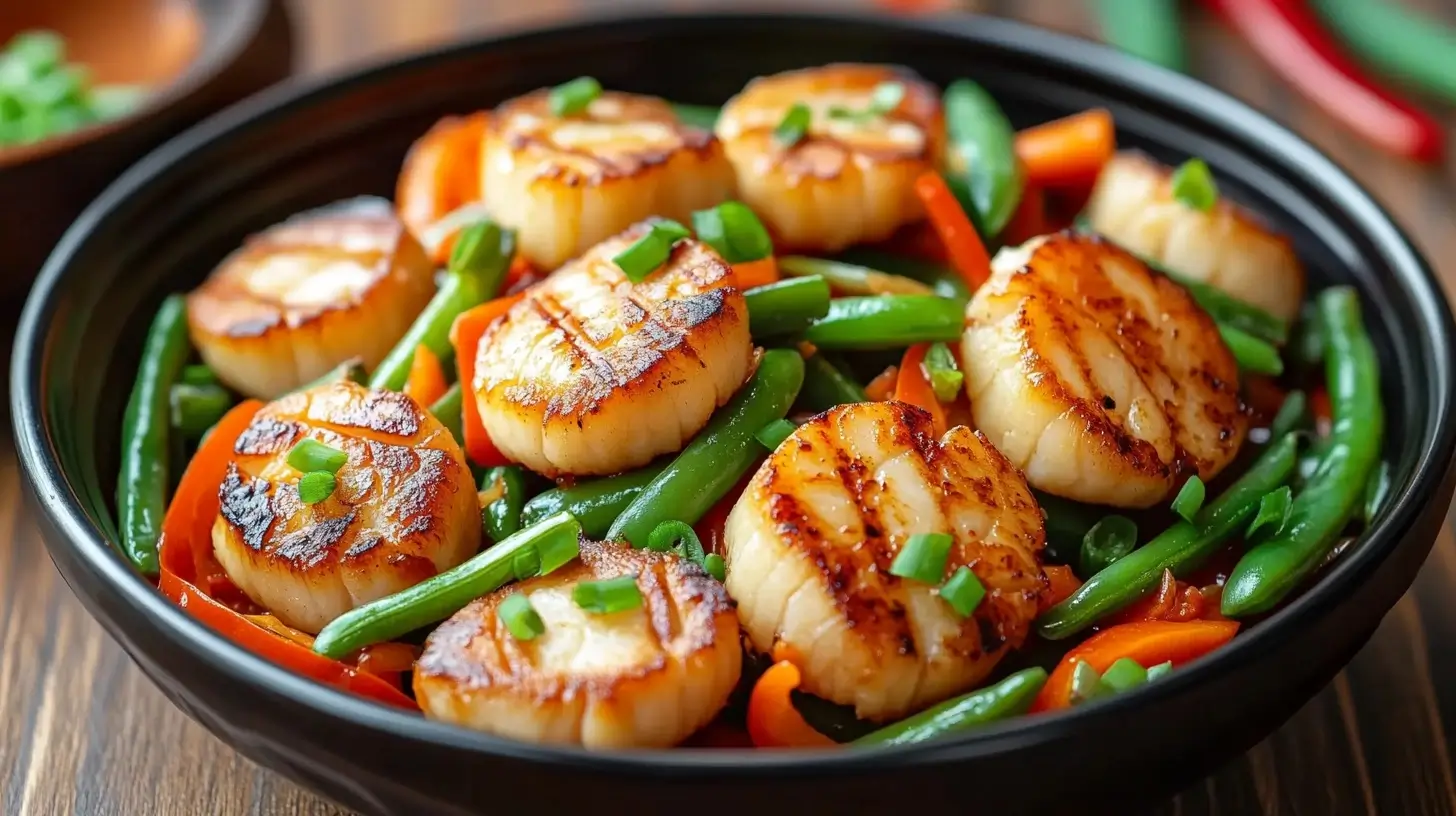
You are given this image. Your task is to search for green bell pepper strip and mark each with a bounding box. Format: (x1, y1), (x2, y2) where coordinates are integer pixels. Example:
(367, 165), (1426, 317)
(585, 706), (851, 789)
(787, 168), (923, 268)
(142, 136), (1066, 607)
(832, 248), (970, 302)
(313, 511), (582, 658)
(607, 349), (805, 547)
(1038, 432), (1300, 639)
(802, 296), (964, 350)
(798, 353), (869, 412)
(481, 466), (529, 543)
(429, 383), (464, 445)
(368, 221), (514, 391)
(1222, 288), (1384, 617)
(117, 294), (192, 575)
(942, 79), (1024, 241)
(854, 668), (1048, 746)
(1311, 0), (1456, 106)
(1093, 0), (1187, 71)
(671, 102), (721, 130)
(1220, 325), (1284, 376)
(744, 276), (831, 338)
(521, 461), (669, 538)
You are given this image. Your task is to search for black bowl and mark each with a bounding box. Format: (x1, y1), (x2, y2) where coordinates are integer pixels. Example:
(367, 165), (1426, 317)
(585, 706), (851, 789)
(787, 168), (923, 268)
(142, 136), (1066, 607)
(11, 9), (1456, 815)
(0, 0), (293, 298)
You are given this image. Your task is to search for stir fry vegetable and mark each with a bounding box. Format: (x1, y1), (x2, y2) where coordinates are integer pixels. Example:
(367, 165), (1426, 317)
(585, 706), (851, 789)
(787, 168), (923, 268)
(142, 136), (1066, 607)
(941, 79), (1024, 241)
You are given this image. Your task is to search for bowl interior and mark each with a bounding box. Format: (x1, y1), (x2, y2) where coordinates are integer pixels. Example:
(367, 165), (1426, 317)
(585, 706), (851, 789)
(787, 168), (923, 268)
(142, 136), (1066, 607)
(13, 10), (1455, 772)
(0, 0), (202, 87)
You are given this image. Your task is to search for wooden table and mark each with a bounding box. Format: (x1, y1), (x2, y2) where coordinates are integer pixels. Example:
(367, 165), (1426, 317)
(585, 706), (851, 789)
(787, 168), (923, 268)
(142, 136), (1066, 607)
(4, 0), (1456, 813)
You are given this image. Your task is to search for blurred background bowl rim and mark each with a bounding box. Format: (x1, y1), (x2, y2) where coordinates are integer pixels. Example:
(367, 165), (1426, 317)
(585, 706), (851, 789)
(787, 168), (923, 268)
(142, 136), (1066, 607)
(0, 0), (271, 169)
(10, 5), (1456, 775)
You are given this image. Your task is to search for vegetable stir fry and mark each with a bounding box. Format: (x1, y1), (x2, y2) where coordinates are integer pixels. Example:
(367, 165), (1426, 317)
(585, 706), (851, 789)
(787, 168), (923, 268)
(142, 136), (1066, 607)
(117, 64), (1385, 750)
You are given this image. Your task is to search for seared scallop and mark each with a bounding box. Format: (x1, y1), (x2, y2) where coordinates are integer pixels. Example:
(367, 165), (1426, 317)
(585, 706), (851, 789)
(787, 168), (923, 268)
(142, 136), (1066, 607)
(474, 221), (752, 477)
(480, 90), (736, 270)
(187, 198), (438, 399)
(414, 539), (741, 749)
(715, 64), (944, 254)
(1083, 152), (1305, 322)
(962, 232), (1247, 509)
(722, 401), (1046, 722)
(212, 381), (479, 634)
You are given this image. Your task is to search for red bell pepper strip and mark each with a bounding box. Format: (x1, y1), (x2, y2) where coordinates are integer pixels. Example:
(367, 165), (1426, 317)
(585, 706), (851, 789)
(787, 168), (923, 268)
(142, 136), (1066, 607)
(1031, 619), (1240, 711)
(1039, 564), (1084, 613)
(1202, 0), (1444, 163)
(893, 344), (948, 436)
(157, 401), (417, 709)
(449, 293), (526, 467)
(914, 171), (992, 291)
(1015, 109), (1117, 191)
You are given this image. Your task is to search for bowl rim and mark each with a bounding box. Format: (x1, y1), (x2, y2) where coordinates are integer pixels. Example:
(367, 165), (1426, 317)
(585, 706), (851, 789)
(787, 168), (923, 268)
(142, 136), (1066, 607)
(12, 6), (1456, 774)
(0, 0), (273, 169)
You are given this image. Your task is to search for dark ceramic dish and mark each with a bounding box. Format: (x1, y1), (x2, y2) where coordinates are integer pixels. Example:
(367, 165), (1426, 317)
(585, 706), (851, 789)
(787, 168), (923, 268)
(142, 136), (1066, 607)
(0, 0), (293, 297)
(11, 9), (1456, 815)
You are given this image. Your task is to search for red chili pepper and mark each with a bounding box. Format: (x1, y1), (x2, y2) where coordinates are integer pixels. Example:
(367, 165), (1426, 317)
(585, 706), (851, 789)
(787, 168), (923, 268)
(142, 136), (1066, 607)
(1202, 0), (1444, 163)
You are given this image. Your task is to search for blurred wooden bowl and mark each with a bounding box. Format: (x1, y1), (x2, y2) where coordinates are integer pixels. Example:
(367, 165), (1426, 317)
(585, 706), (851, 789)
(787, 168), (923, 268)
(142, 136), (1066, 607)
(0, 0), (293, 298)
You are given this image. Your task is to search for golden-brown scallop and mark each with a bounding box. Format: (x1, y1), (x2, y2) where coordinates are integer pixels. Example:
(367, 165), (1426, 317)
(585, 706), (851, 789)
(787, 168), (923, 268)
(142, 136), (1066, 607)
(187, 198), (438, 399)
(722, 401), (1046, 722)
(212, 381), (479, 634)
(414, 539), (741, 749)
(715, 64), (944, 254)
(480, 91), (736, 270)
(1083, 152), (1305, 322)
(473, 221), (752, 477)
(961, 232), (1247, 509)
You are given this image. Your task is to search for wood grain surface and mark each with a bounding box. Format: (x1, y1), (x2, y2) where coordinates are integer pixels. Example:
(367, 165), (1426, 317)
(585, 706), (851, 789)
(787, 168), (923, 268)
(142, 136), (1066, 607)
(3, 0), (1456, 813)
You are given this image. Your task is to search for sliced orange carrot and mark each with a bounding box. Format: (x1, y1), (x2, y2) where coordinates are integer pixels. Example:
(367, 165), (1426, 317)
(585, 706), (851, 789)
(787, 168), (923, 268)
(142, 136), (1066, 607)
(1039, 565), (1084, 613)
(747, 660), (836, 748)
(893, 344), (947, 435)
(1015, 109), (1116, 190)
(865, 365), (899, 402)
(914, 171), (991, 291)
(1031, 619), (1239, 712)
(733, 256), (779, 289)
(396, 112), (488, 242)
(449, 293), (525, 466)
(403, 343), (448, 406)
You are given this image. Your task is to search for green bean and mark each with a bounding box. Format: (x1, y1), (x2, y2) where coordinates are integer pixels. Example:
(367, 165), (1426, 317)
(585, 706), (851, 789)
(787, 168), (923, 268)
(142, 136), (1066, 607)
(169, 383), (233, 441)
(1093, 0), (1187, 71)
(832, 249), (970, 302)
(779, 256), (935, 296)
(1291, 300), (1325, 369)
(1312, 0), (1456, 106)
(522, 461), (669, 538)
(942, 80), (1023, 241)
(313, 511), (581, 658)
(798, 353), (869, 412)
(1038, 432), (1300, 639)
(1267, 390), (1309, 441)
(117, 295), (191, 575)
(1223, 288), (1383, 617)
(1220, 325), (1284, 376)
(368, 221), (514, 391)
(670, 102), (720, 130)
(607, 349), (804, 547)
(429, 383), (464, 445)
(744, 276), (830, 337)
(802, 296), (964, 350)
(481, 466), (529, 543)
(854, 668), (1048, 746)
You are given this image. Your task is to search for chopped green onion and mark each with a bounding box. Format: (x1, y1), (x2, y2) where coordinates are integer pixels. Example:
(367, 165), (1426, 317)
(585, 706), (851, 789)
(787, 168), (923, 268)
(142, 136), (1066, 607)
(1268, 390), (1308, 441)
(7, 31), (65, 76)
(497, 593), (545, 641)
(1247, 485), (1294, 540)
(287, 439), (349, 475)
(774, 103), (812, 148)
(1098, 657), (1148, 693)
(870, 81), (906, 114)
(923, 342), (963, 403)
(298, 471), (337, 505)
(181, 365), (217, 386)
(611, 219), (691, 282)
(573, 575), (643, 614)
(548, 76), (601, 116)
(938, 566), (985, 617)
(704, 553), (727, 581)
(647, 520), (707, 567)
(1080, 515), (1138, 577)
(1364, 460), (1391, 527)
(755, 418), (798, 450)
(691, 201), (773, 263)
(1069, 660), (1104, 705)
(889, 532), (954, 584)
(1146, 661), (1174, 681)
(1171, 158), (1218, 211)
(1171, 476), (1206, 522)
